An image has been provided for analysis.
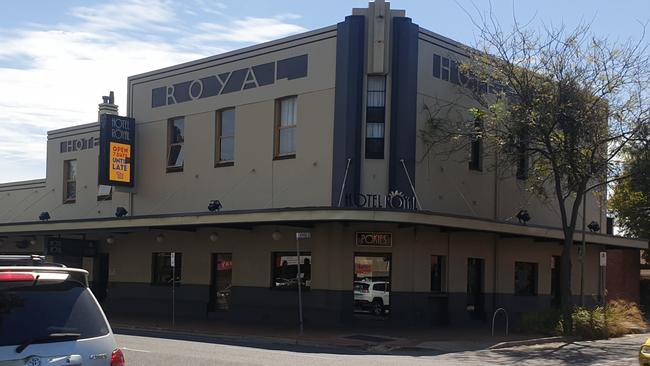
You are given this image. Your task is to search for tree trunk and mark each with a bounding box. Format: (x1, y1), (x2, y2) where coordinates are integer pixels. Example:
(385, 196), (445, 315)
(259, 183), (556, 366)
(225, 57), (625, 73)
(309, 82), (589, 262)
(561, 232), (574, 334)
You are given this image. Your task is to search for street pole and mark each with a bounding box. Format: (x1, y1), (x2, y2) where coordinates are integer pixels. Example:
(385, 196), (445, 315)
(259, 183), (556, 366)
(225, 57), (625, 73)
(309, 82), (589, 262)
(296, 237), (303, 335)
(580, 193), (586, 306)
(171, 252), (176, 328)
(295, 232), (311, 336)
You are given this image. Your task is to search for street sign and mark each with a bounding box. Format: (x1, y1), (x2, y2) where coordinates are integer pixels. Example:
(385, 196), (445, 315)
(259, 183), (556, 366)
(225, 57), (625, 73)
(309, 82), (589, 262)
(170, 252), (176, 267)
(296, 232), (311, 239)
(599, 252), (607, 267)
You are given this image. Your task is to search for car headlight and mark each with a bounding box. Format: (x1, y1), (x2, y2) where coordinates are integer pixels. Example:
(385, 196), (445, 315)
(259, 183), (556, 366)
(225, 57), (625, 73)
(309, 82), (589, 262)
(640, 345), (650, 356)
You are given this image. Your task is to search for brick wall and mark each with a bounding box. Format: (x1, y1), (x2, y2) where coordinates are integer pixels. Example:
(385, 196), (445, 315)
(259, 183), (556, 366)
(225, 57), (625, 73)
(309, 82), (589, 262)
(606, 248), (640, 303)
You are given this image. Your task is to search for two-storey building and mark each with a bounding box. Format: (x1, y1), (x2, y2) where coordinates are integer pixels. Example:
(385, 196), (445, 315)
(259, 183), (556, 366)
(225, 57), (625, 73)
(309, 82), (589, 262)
(0, 0), (645, 328)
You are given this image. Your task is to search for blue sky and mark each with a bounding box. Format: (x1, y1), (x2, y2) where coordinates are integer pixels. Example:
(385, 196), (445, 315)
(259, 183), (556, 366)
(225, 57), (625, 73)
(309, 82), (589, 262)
(0, 0), (648, 183)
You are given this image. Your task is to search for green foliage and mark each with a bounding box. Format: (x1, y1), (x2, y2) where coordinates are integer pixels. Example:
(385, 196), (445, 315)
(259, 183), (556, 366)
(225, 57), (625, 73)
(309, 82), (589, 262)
(610, 148), (650, 245)
(519, 300), (646, 339)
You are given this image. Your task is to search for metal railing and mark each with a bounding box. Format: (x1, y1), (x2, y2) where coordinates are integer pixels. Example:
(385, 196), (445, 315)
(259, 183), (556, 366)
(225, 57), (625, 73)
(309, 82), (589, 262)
(492, 307), (509, 336)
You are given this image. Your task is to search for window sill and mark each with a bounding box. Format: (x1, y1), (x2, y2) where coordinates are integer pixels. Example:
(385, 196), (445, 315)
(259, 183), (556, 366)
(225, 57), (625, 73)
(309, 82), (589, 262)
(166, 166), (184, 173)
(214, 161), (235, 168)
(273, 154), (296, 161)
(63, 199), (76, 204)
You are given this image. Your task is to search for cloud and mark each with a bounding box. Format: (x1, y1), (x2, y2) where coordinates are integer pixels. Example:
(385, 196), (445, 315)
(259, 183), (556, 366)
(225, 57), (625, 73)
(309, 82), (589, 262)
(192, 16), (307, 43)
(0, 0), (305, 183)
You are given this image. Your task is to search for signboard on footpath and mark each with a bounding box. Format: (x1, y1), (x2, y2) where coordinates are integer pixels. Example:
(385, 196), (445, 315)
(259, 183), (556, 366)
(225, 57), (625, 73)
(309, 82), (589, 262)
(98, 114), (136, 187)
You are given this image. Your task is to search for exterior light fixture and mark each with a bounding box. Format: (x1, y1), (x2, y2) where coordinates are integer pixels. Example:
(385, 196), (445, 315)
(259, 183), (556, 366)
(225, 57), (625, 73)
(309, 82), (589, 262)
(271, 230), (282, 241)
(106, 235), (116, 244)
(516, 210), (531, 225)
(155, 233), (165, 243)
(208, 200), (223, 212)
(29, 239), (37, 246)
(587, 221), (601, 233)
(115, 207), (128, 218)
(209, 232), (219, 242)
(38, 212), (50, 221)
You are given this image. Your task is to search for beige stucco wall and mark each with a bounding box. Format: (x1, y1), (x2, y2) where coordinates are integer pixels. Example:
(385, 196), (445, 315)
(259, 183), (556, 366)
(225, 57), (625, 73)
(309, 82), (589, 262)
(101, 223), (603, 299)
(415, 33), (606, 231)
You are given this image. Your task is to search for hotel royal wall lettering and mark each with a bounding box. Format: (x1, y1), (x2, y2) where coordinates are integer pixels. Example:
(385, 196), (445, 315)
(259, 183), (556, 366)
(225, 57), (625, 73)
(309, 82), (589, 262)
(151, 54), (308, 108)
(345, 191), (417, 211)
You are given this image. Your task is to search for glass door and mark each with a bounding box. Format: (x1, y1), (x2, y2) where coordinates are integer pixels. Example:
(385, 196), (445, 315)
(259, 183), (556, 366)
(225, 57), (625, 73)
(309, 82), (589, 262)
(467, 257), (485, 320)
(353, 254), (391, 318)
(210, 253), (232, 311)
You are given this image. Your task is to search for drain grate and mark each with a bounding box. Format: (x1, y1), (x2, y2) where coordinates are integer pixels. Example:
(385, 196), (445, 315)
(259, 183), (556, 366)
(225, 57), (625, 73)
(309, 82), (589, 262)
(343, 334), (395, 343)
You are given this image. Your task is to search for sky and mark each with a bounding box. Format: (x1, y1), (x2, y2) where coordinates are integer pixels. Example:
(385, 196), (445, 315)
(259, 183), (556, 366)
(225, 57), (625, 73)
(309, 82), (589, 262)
(0, 0), (648, 183)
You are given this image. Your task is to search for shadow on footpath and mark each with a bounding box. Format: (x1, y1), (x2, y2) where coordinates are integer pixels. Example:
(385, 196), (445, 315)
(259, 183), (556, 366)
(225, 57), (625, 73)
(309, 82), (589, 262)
(114, 327), (450, 357)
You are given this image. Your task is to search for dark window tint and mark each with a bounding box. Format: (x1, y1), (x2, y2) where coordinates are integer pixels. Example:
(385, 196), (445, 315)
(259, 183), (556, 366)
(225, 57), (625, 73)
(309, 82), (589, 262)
(469, 119), (483, 171)
(152, 252), (182, 285)
(431, 255), (447, 292)
(373, 283), (386, 291)
(0, 280), (109, 346)
(272, 253), (311, 290)
(354, 282), (369, 292)
(515, 262), (538, 296)
(365, 76), (386, 159)
(433, 54), (441, 78)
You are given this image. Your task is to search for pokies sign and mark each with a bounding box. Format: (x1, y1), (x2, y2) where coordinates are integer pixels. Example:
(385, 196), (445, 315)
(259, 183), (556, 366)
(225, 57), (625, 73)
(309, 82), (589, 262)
(99, 114), (136, 187)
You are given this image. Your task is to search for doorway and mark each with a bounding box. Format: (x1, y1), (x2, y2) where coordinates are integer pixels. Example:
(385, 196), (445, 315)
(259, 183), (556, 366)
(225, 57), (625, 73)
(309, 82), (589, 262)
(209, 253), (232, 311)
(92, 253), (109, 303)
(467, 257), (485, 320)
(353, 254), (391, 318)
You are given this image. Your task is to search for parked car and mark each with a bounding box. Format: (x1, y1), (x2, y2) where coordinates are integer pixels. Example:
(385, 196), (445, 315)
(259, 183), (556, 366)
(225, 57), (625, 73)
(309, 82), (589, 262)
(0, 255), (124, 365)
(640, 337), (650, 365)
(354, 280), (390, 316)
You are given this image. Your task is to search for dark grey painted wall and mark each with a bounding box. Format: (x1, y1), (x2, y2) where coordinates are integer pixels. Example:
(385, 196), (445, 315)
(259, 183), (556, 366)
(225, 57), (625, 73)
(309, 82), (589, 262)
(102, 282), (581, 330)
(388, 17), (419, 196)
(331, 15), (365, 206)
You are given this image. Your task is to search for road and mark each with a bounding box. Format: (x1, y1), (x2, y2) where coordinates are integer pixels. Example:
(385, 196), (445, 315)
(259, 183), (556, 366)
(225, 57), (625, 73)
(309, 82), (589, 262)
(115, 330), (648, 365)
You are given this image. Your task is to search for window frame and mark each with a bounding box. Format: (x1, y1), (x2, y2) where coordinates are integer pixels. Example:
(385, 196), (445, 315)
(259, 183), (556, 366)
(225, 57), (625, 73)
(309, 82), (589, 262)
(151, 252), (183, 286)
(365, 75), (386, 159)
(215, 108), (235, 167)
(63, 159), (77, 204)
(469, 118), (483, 171)
(514, 261), (538, 296)
(271, 252), (311, 291)
(274, 96), (297, 160)
(166, 117), (185, 173)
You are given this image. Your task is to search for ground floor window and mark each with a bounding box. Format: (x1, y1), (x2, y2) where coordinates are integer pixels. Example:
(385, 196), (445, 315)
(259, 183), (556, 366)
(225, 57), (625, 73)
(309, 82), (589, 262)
(431, 255), (447, 292)
(272, 253), (311, 289)
(151, 252), (182, 285)
(514, 261), (538, 296)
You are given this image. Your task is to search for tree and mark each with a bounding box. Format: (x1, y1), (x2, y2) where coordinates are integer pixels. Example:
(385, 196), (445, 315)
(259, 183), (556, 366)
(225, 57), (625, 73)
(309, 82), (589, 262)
(610, 132), (650, 255)
(421, 11), (650, 333)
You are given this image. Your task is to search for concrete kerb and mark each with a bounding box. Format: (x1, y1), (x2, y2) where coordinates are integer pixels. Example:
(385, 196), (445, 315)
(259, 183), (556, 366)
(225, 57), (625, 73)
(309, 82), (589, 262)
(488, 336), (575, 350)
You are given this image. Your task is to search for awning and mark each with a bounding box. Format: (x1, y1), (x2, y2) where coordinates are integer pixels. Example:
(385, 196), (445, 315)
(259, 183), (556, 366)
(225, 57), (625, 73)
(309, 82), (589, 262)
(0, 207), (646, 249)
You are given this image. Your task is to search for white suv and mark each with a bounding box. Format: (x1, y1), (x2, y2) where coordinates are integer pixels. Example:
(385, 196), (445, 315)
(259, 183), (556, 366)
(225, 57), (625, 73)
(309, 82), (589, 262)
(353, 280), (390, 316)
(0, 255), (124, 365)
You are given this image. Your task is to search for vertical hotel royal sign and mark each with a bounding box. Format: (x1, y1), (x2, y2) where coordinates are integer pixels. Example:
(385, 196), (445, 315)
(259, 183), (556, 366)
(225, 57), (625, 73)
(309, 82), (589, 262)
(99, 114), (135, 187)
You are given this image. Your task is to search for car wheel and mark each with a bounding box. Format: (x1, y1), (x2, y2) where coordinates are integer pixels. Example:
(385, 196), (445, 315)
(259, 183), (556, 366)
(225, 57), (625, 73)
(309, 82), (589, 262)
(372, 300), (384, 316)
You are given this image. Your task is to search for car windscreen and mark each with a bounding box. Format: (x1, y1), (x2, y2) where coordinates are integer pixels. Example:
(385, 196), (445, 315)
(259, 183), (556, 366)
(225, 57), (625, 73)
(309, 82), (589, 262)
(0, 279), (109, 346)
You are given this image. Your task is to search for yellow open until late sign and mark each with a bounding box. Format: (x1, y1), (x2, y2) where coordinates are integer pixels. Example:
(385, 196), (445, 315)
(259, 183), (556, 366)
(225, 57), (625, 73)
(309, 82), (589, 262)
(109, 142), (131, 183)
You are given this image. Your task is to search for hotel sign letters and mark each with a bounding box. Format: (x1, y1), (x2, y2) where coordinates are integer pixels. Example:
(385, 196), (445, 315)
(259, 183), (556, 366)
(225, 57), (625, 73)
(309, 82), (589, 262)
(356, 232), (393, 247)
(151, 54), (308, 108)
(99, 114), (135, 187)
(345, 191), (417, 210)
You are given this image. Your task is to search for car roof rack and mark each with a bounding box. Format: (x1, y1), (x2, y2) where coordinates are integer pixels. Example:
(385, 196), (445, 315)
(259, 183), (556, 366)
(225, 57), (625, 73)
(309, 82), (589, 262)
(0, 255), (66, 267)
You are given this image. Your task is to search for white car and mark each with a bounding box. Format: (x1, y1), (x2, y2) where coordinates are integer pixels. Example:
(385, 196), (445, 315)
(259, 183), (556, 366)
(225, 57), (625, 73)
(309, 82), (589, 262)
(0, 255), (124, 365)
(354, 280), (390, 316)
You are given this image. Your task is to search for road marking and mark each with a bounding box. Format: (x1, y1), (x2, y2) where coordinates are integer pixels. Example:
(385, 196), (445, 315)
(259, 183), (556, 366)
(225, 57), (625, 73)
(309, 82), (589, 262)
(121, 347), (151, 353)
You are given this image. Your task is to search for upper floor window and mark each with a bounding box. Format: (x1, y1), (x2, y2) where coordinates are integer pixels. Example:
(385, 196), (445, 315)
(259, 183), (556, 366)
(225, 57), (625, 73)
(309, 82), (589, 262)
(516, 144), (529, 180)
(63, 159), (77, 203)
(469, 118), (483, 171)
(275, 96), (297, 158)
(216, 108), (235, 165)
(167, 117), (185, 172)
(365, 75), (386, 159)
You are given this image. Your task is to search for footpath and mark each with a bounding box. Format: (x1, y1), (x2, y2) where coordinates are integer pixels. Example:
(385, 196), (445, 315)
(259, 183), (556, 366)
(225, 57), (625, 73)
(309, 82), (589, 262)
(108, 315), (564, 355)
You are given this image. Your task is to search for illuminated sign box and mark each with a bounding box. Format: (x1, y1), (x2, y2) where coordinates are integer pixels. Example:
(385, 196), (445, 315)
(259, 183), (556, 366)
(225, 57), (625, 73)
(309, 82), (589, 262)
(356, 232), (393, 247)
(99, 114), (136, 187)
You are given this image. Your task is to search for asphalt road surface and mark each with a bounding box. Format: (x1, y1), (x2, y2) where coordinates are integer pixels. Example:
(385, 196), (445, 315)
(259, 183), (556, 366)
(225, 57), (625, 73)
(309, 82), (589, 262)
(115, 330), (649, 365)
